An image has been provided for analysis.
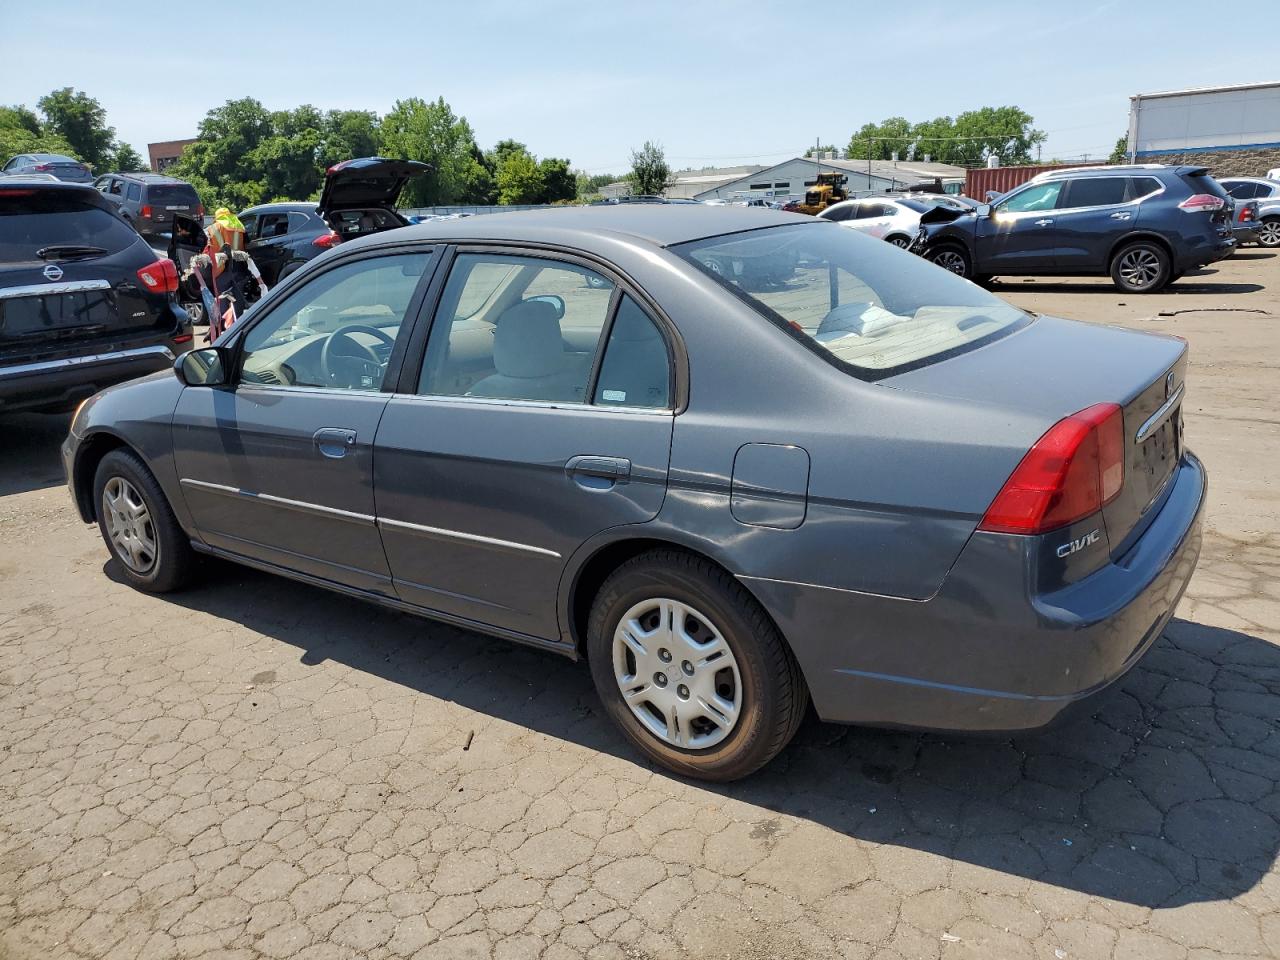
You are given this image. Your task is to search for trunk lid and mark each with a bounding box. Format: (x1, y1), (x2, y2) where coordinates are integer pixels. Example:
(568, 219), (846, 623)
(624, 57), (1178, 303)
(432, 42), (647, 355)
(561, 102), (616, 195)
(317, 157), (431, 215)
(0, 185), (170, 361)
(887, 314), (1187, 551)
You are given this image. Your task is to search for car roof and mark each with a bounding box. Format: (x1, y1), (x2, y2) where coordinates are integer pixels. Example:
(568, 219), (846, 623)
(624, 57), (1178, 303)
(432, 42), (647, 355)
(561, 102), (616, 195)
(0, 178), (100, 194)
(29, 153), (77, 162)
(1219, 176), (1273, 184)
(107, 172), (189, 183)
(346, 204), (817, 250)
(241, 201), (319, 214)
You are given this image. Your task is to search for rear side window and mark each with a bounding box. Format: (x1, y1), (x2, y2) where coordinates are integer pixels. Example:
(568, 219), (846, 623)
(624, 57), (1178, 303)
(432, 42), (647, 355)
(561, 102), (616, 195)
(1131, 176), (1163, 199)
(1064, 177), (1127, 207)
(1224, 181), (1259, 200)
(0, 192), (140, 259)
(593, 296), (670, 409)
(821, 204), (853, 222)
(126, 182), (141, 202)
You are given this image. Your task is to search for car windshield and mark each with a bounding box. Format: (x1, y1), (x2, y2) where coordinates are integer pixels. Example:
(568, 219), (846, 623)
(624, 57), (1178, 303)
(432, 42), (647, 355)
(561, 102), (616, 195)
(673, 222), (1030, 377)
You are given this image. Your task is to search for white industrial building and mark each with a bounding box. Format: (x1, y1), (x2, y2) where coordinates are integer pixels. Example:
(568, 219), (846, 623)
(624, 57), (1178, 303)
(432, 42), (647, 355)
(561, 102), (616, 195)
(598, 165), (765, 200)
(693, 157), (967, 202)
(1128, 81), (1280, 160)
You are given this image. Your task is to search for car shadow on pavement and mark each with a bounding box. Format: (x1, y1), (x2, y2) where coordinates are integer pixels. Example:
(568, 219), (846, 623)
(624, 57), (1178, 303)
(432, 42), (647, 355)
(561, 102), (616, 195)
(994, 279), (1265, 295)
(156, 560), (1280, 910)
(0, 412), (72, 497)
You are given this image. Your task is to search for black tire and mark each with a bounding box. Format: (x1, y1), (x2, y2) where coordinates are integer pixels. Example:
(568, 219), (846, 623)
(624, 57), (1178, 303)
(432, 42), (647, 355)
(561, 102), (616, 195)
(1257, 216), (1280, 248)
(927, 243), (972, 279)
(278, 261), (306, 282)
(93, 448), (195, 593)
(885, 234), (912, 249)
(586, 549), (808, 781)
(1110, 240), (1171, 293)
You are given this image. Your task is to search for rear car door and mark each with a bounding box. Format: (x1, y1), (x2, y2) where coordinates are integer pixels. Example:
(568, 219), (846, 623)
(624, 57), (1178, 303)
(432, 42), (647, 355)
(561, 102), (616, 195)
(172, 247), (438, 593)
(975, 179), (1064, 272)
(246, 211), (293, 284)
(375, 249), (676, 642)
(1050, 176), (1138, 271)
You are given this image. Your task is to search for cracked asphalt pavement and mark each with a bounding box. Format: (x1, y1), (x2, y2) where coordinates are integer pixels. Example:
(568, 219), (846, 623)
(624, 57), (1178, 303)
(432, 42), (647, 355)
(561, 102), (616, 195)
(2, 251), (1279, 959)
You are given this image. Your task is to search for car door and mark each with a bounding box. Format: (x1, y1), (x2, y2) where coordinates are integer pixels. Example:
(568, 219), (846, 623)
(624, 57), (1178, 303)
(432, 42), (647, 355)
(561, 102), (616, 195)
(1049, 176), (1138, 271)
(374, 249), (676, 642)
(974, 179), (1065, 272)
(246, 210), (293, 285)
(172, 247), (438, 593)
(852, 201), (893, 238)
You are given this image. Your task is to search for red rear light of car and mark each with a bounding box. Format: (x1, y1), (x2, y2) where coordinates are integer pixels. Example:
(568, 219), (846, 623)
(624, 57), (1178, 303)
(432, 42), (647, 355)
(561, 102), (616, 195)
(195, 205), (204, 218)
(33, 163), (51, 171)
(1177, 194), (1225, 213)
(978, 403), (1125, 535)
(313, 232), (340, 249)
(1239, 205), (1255, 222)
(136, 257), (179, 294)
(0, 188), (36, 196)
(141, 204), (153, 218)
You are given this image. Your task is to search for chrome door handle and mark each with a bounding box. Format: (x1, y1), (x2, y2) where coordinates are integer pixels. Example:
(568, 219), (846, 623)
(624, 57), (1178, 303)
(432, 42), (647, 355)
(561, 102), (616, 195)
(1035, 219), (1054, 226)
(1110, 212), (1132, 220)
(313, 428), (356, 459)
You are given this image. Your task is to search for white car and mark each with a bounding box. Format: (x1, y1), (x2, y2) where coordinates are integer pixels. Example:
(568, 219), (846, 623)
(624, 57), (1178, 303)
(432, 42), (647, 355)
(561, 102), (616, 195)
(818, 195), (971, 247)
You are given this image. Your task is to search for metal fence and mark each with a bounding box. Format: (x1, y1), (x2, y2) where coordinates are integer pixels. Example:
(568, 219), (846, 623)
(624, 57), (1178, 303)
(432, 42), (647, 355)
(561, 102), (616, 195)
(400, 204), (551, 218)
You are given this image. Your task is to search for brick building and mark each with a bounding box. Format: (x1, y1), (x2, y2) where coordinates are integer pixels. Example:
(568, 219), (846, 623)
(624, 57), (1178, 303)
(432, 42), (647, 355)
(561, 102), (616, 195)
(147, 138), (197, 173)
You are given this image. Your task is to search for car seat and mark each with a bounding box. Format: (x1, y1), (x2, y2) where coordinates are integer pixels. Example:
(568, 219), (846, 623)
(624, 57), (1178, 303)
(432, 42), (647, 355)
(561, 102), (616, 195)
(468, 300), (583, 401)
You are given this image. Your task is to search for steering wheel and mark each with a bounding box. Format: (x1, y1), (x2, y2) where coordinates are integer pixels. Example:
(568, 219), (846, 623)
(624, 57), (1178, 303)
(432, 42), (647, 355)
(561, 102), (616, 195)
(320, 324), (395, 388)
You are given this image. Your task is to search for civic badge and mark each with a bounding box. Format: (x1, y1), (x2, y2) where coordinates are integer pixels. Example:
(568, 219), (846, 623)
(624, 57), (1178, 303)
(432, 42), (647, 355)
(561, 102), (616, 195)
(1165, 371), (1175, 399)
(42, 263), (63, 281)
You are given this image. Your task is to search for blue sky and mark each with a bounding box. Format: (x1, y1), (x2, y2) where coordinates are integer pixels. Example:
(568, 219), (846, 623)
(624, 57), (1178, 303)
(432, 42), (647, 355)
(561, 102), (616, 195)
(4, 0), (1276, 173)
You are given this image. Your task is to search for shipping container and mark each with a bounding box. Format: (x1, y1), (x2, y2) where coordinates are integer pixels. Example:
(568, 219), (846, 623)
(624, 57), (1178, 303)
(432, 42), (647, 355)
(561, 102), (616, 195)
(964, 163), (1092, 201)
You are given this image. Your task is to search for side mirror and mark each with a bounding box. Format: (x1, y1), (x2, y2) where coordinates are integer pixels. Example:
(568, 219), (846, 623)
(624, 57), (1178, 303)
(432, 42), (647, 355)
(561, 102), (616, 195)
(526, 294), (566, 320)
(977, 204), (993, 218)
(174, 347), (229, 387)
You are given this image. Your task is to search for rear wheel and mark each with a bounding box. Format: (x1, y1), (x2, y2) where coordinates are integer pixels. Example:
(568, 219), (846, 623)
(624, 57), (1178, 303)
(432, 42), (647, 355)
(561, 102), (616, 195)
(886, 234), (912, 249)
(1110, 241), (1171, 293)
(927, 243), (972, 279)
(587, 550), (807, 781)
(1257, 217), (1280, 248)
(93, 449), (194, 593)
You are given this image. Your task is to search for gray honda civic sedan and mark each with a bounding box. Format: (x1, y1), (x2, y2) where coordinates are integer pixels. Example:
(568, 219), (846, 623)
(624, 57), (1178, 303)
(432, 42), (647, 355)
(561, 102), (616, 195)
(63, 205), (1205, 781)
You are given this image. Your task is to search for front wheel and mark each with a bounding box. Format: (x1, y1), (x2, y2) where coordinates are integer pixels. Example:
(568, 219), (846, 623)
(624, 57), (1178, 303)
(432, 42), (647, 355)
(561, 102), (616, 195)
(93, 449), (195, 593)
(587, 550), (808, 782)
(886, 234), (912, 249)
(1110, 241), (1171, 293)
(927, 243), (972, 279)
(1257, 217), (1280, 248)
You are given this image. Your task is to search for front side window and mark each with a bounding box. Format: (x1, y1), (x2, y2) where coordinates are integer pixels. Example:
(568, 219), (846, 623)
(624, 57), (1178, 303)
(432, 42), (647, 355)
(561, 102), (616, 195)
(259, 212), (290, 238)
(239, 252), (430, 391)
(676, 222), (1028, 377)
(418, 253), (616, 402)
(997, 181), (1063, 213)
(108, 179), (123, 195)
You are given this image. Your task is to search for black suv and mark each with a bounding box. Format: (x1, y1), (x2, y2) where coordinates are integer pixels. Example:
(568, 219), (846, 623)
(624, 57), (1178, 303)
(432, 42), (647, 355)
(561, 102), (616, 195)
(0, 179), (190, 413)
(916, 165), (1235, 293)
(94, 172), (202, 239)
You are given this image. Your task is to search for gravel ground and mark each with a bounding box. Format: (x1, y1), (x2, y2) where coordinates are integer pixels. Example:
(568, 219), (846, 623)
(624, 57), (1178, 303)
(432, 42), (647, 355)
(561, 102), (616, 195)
(1, 250), (1278, 960)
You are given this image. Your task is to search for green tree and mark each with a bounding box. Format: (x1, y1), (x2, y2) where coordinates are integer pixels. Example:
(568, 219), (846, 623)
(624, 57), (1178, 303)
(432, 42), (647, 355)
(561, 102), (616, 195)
(111, 142), (145, 171)
(803, 144), (839, 158)
(575, 170), (617, 199)
(0, 105), (74, 162)
(169, 98), (274, 208)
(908, 116), (955, 163)
(1108, 134), (1129, 164)
(846, 117), (912, 161)
(320, 110), (381, 170)
(536, 157), (576, 203)
(37, 88), (117, 170)
(495, 146), (544, 204)
(379, 97), (486, 206)
(949, 106), (1045, 165)
(628, 141), (669, 196)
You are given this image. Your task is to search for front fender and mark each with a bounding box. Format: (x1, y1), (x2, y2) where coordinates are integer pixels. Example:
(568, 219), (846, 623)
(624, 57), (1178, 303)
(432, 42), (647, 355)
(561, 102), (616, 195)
(69, 371), (191, 530)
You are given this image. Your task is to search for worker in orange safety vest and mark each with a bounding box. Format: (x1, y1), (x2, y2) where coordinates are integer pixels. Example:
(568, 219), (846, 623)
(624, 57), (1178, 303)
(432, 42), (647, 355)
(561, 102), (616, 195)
(202, 207), (247, 277)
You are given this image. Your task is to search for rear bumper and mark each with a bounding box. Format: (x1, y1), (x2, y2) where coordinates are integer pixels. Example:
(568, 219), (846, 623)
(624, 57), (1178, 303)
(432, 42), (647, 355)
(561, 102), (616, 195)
(0, 342), (177, 412)
(743, 452), (1206, 733)
(1174, 235), (1235, 270)
(1233, 224), (1262, 245)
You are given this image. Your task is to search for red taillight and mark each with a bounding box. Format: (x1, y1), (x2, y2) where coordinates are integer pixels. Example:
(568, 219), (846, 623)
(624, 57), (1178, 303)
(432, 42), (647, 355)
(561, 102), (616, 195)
(173, 333), (193, 343)
(313, 232), (340, 249)
(195, 205), (204, 219)
(0, 188), (36, 196)
(1239, 205), (1255, 222)
(141, 204), (153, 218)
(978, 403), (1124, 535)
(1178, 193), (1225, 213)
(136, 258), (179, 294)
(33, 163), (51, 171)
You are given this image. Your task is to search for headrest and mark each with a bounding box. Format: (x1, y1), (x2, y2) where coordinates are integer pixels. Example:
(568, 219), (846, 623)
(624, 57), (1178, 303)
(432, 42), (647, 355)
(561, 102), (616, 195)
(494, 300), (565, 378)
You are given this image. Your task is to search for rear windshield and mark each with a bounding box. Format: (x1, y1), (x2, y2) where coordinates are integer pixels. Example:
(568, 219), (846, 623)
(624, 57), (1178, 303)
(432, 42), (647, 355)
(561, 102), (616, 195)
(673, 222), (1029, 378)
(0, 191), (139, 259)
(146, 184), (200, 205)
(1180, 169), (1228, 200)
